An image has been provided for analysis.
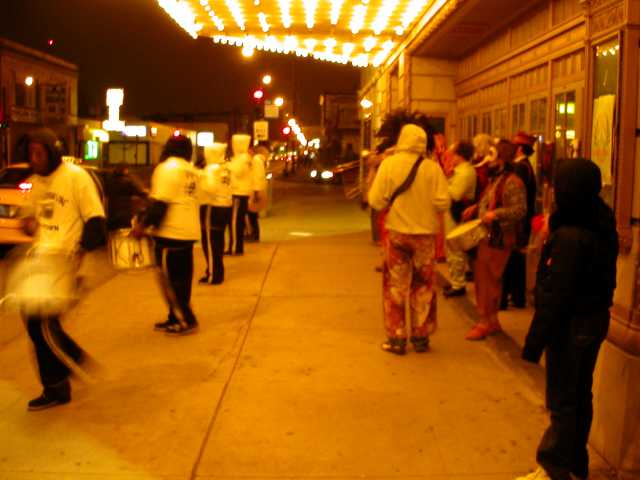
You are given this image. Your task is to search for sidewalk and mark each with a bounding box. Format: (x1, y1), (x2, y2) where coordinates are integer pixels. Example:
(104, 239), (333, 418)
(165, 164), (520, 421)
(0, 228), (616, 479)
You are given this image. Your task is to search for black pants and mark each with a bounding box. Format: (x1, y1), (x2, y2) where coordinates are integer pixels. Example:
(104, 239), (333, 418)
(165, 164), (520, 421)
(154, 237), (197, 326)
(25, 315), (83, 391)
(502, 250), (526, 307)
(537, 340), (602, 480)
(200, 205), (231, 283)
(247, 211), (260, 241)
(227, 195), (248, 255)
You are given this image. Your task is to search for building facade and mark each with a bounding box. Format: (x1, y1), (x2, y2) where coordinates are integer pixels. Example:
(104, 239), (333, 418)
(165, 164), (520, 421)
(0, 38), (79, 166)
(359, 0), (639, 476)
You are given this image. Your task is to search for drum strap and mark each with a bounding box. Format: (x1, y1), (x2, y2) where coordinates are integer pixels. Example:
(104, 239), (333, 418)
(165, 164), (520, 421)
(387, 155), (425, 209)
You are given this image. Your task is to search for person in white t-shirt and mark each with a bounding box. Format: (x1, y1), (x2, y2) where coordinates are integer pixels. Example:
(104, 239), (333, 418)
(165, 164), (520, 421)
(136, 135), (200, 335)
(226, 134), (253, 255)
(199, 142), (232, 284)
(21, 128), (107, 411)
(246, 141), (268, 242)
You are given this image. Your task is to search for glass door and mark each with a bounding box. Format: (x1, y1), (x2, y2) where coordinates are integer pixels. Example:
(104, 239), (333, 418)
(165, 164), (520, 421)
(554, 91), (577, 160)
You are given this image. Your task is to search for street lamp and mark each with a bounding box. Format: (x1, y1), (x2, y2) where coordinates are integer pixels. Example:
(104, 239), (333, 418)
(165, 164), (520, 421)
(25, 76), (34, 87)
(262, 74), (272, 85)
(274, 96), (284, 107)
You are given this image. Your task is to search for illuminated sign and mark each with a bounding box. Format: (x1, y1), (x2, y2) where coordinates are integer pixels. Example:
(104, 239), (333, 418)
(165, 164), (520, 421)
(124, 125), (148, 137)
(84, 140), (99, 160)
(197, 131), (215, 146)
(103, 88), (126, 132)
(91, 129), (110, 143)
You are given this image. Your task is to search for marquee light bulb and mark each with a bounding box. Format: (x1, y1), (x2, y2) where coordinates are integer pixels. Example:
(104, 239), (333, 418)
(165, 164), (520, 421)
(330, 0), (345, 24)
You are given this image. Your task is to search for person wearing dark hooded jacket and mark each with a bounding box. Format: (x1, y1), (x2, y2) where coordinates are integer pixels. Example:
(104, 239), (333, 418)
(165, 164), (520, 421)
(516, 159), (618, 480)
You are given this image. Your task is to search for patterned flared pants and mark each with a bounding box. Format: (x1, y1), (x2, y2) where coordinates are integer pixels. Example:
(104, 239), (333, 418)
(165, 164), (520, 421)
(383, 231), (437, 340)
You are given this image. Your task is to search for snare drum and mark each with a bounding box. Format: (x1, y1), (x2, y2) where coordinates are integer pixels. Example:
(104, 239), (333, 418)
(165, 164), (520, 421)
(446, 219), (488, 252)
(5, 251), (78, 317)
(108, 229), (155, 271)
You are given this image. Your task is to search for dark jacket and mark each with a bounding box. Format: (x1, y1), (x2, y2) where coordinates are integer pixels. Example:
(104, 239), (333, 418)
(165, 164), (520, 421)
(522, 159), (618, 363)
(513, 157), (536, 245)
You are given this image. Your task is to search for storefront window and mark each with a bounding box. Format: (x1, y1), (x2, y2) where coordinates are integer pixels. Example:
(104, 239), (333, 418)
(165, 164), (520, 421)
(591, 38), (619, 206)
(481, 112), (492, 134)
(554, 90), (576, 160)
(493, 108), (507, 137)
(530, 98), (547, 137)
(512, 102), (526, 134)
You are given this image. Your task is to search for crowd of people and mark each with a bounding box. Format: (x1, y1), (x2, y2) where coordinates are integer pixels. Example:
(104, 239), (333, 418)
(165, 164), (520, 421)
(13, 118), (620, 480)
(16, 128), (268, 411)
(364, 109), (619, 480)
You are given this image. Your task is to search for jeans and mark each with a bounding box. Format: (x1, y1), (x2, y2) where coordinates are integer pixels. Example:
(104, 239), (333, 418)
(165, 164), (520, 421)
(537, 339), (602, 480)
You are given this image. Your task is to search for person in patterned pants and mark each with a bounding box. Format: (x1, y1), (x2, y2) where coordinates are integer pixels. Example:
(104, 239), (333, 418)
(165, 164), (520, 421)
(383, 232), (437, 352)
(368, 119), (450, 355)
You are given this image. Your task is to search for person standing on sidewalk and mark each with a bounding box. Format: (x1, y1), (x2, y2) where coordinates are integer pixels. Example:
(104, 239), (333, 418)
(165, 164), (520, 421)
(462, 139), (526, 341)
(199, 142), (231, 285)
(227, 134), (252, 255)
(502, 131), (537, 309)
(443, 140), (477, 298)
(21, 128), (107, 410)
(516, 159), (618, 480)
(368, 121), (450, 355)
(246, 141), (268, 242)
(136, 135), (200, 335)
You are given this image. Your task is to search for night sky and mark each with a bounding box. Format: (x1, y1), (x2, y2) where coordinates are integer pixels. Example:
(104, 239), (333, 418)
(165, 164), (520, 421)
(0, 0), (361, 125)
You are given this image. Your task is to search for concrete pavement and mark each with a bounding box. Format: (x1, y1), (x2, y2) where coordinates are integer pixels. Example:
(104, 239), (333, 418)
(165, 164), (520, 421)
(0, 178), (616, 479)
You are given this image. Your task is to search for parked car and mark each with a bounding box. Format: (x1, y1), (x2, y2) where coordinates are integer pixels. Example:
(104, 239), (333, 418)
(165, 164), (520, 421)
(309, 159), (359, 184)
(0, 163), (35, 245)
(0, 162), (121, 246)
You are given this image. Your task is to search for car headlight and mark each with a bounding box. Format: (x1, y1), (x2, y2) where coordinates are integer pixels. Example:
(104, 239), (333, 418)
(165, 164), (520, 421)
(310, 170), (318, 178)
(321, 170), (333, 180)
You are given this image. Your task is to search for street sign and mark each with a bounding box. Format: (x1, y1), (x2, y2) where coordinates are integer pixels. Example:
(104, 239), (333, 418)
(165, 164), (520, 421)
(264, 104), (279, 119)
(253, 120), (269, 141)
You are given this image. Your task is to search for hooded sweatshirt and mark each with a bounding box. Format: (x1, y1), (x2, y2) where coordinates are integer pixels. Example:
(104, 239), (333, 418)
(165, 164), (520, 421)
(523, 159), (619, 362)
(200, 143), (232, 207)
(228, 134), (253, 196)
(368, 124), (450, 234)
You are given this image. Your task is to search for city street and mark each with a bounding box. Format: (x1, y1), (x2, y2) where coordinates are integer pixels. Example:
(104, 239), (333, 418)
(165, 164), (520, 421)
(0, 176), (613, 480)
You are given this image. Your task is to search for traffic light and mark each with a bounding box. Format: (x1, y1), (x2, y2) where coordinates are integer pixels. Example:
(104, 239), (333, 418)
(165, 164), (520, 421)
(253, 89), (264, 102)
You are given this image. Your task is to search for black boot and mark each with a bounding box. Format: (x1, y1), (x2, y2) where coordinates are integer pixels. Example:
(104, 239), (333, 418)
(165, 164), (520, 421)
(28, 380), (71, 411)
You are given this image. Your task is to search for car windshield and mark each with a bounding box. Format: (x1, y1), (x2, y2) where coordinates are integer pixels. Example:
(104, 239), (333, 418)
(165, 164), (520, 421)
(0, 167), (32, 188)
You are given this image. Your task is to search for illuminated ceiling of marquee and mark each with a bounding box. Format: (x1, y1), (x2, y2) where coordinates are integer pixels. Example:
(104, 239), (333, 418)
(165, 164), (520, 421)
(157, 0), (456, 68)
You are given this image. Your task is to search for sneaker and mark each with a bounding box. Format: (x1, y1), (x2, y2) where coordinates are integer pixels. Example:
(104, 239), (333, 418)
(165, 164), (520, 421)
(410, 336), (429, 353)
(443, 287), (466, 298)
(514, 467), (551, 479)
(381, 338), (406, 355)
(165, 322), (199, 336)
(198, 275), (211, 284)
(154, 320), (177, 331)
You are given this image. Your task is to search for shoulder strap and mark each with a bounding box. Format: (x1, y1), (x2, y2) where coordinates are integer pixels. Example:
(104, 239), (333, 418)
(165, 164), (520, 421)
(387, 155), (424, 209)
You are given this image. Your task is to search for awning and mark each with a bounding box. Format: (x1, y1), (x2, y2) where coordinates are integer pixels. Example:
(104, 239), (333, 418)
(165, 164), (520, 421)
(157, 0), (459, 68)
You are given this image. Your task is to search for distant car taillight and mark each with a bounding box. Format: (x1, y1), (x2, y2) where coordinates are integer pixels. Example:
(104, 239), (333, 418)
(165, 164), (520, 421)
(18, 182), (32, 192)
